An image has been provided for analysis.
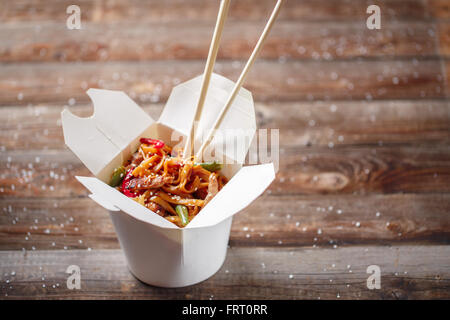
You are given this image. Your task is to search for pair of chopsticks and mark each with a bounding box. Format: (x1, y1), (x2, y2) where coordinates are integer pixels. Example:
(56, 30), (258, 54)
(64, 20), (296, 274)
(183, 0), (284, 161)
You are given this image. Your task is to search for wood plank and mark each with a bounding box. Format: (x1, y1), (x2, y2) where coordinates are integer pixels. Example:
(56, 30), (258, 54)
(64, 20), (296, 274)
(1, 143), (450, 198)
(0, 0), (430, 24)
(428, 0), (450, 19)
(0, 59), (446, 106)
(0, 20), (438, 62)
(2, 100), (450, 151)
(0, 193), (449, 250)
(446, 60), (450, 96)
(1, 246), (449, 299)
(437, 22), (450, 56)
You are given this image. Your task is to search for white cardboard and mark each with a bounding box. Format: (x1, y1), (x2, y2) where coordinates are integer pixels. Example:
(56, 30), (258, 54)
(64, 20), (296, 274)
(62, 76), (275, 287)
(61, 88), (154, 181)
(160, 73), (256, 164)
(187, 163), (275, 228)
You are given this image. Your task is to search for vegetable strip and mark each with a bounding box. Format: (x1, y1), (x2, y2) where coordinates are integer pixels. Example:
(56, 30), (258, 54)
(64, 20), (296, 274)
(110, 138), (227, 227)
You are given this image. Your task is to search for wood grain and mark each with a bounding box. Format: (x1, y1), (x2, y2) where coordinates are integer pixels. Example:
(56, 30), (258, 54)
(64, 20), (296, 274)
(1, 0), (449, 300)
(2, 100), (450, 151)
(428, 0), (450, 19)
(437, 22), (450, 56)
(0, 193), (449, 250)
(0, 0), (431, 24)
(0, 20), (438, 62)
(1, 143), (450, 199)
(446, 61), (450, 96)
(0, 59), (446, 106)
(1, 246), (449, 299)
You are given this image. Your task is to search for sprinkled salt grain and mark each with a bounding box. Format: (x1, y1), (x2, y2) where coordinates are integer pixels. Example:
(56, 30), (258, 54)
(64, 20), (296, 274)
(337, 209), (343, 215)
(376, 211), (381, 217)
(355, 222), (361, 227)
(317, 228), (322, 235)
(243, 226), (249, 231)
(245, 234), (250, 238)
(289, 274), (294, 279)
(297, 46), (306, 54)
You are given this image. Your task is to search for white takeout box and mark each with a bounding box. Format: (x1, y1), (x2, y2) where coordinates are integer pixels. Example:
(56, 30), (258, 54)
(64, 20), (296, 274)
(61, 73), (275, 287)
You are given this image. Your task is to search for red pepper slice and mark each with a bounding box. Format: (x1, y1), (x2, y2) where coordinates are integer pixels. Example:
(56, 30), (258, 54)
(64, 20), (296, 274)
(121, 169), (138, 197)
(139, 138), (165, 149)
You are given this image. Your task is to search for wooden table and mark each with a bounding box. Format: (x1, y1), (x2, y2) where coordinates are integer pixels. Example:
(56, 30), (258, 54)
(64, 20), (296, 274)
(1, 0), (449, 299)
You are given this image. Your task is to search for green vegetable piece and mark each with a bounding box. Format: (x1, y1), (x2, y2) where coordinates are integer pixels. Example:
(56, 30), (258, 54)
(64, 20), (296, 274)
(199, 161), (222, 172)
(109, 166), (126, 187)
(175, 205), (189, 226)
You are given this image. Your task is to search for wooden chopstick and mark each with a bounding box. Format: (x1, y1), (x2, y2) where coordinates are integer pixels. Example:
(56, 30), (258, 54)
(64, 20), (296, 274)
(183, 0), (231, 159)
(195, 0), (284, 161)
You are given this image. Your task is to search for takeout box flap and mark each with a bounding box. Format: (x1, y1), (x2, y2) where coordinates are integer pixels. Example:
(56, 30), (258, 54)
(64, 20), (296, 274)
(76, 176), (178, 229)
(186, 163), (276, 228)
(61, 89), (155, 177)
(159, 73), (256, 164)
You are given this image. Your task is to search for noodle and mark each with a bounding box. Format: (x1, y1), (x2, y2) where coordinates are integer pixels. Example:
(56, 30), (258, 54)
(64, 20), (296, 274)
(110, 138), (227, 227)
